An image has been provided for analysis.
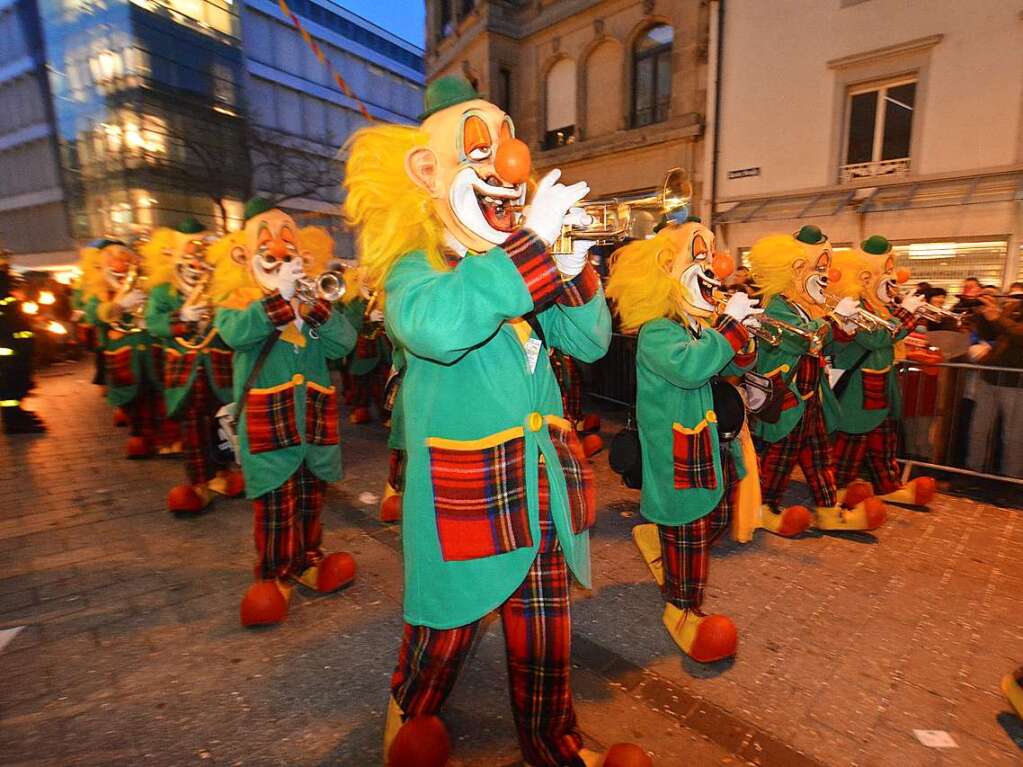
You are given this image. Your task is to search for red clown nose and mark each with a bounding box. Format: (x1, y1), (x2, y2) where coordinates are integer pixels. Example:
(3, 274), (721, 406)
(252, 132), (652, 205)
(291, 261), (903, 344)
(828, 267), (842, 283)
(711, 251), (735, 280)
(895, 267), (911, 284)
(495, 138), (531, 185)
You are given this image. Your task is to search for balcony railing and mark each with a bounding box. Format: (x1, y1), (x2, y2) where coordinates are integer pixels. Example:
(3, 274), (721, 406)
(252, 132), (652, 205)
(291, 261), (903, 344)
(840, 157), (911, 184)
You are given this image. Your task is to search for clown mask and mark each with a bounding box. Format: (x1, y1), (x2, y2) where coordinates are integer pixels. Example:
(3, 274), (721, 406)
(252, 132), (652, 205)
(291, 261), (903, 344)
(660, 221), (733, 319)
(236, 208), (306, 294)
(858, 236), (906, 310)
(172, 232), (215, 294)
(786, 228), (836, 313)
(101, 243), (138, 292)
(405, 98), (531, 253)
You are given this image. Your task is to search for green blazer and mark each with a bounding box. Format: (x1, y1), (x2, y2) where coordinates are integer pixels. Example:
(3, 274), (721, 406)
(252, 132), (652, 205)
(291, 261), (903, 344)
(386, 341), (406, 451)
(85, 295), (160, 407)
(828, 305), (913, 435)
(145, 282), (234, 417)
(342, 298), (390, 376)
(636, 317), (753, 526)
(384, 230), (610, 629)
(752, 295), (840, 443)
(215, 293), (357, 499)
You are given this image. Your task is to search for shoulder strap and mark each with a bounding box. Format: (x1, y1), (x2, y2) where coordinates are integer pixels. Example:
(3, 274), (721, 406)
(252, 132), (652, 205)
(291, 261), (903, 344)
(523, 310), (547, 348)
(231, 329), (282, 428)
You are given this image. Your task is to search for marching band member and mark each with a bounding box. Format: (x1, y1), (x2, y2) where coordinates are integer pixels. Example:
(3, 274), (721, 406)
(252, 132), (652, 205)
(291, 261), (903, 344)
(211, 198), (358, 628)
(827, 236), (935, 506)
(81, 239), (163, 459)
(340, 266), (390, 425)
(606, 217), (759, 663)
(345, 76), (638, 767)
(550, 349), (603, 457)
(748, 227), (887, 532)
(143, 219), (244, 514)
(379, 340), (405, 523)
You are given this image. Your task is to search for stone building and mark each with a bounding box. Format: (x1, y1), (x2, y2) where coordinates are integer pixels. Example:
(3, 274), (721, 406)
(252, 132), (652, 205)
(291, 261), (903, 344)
(424, 0), (713, 232)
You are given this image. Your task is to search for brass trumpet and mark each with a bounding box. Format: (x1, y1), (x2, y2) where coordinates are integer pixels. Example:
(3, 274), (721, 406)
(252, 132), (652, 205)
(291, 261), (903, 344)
(714, 293), (829, 355)
(911, 299), (963, 327)
(823, 294), (897, 335)
(109, 262), (147, 333)
(295, 270), (346, 303)
(175, 266), (216, 350)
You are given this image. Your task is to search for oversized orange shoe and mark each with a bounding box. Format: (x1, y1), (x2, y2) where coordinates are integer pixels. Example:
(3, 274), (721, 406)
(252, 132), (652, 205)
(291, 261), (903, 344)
(297, 552), (356, 593)
(880, 476), (936, 507)
(580, 413), (602, 433)
(112, 407), (129, 428)
(603, 743), (653, 767)
(387, 715), (450, 767)
(208, 469), (245, 497)
(581, 433), (604, 458)
(1002, 667), (1023, 719)
(759, 504), (813, 537)
(240, 580), (292, 627)
(837, 479), (874, 509)
(380, 493), (402, 523)
(662, 603), (737, 663)
(349, 407), (371, 424)
(125, 436), (154, 459)
(814, 497), (886, 531)
(167, 483), (212, 514)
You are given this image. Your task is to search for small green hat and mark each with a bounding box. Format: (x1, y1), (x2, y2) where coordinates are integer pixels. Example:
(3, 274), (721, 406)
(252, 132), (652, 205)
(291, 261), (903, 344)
(243, 197), (275, 222)
(861, 234), (891, 255)
(418, 75), (482, 121)
(177, 216), (205, 234)
(794, 225), (827, 245)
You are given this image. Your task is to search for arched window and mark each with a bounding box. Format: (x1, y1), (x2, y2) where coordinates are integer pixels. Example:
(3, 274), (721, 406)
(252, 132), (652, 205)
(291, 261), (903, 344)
(632, 24), (673, 128)
(585, 41), (622, 138)
(544, 58), (577, 149)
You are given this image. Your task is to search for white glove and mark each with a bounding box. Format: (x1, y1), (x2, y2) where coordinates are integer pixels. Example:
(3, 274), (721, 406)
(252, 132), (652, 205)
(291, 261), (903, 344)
(833, 296), (860, 319)
(553, 236), (594, 279)
(277, 259), (305, 301)
(369, 308), (385, 324)
(900, 293), (924, 315)
(722, 291), (763, 324)
(179, 303), (207, 323)
(968, 342), (991, 362)
(117, 289), (146, 311)
(523, 170), (590, 246)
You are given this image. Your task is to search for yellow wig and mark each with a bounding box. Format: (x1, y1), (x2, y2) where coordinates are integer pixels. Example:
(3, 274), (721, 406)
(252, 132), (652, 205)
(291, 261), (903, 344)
(829, 249), (866, 300)
(605, 229), (686, 332)
(343, 124), (447, 295)
(78, 247), (107, 303)
(139, 227), (177, 291)
(207, 231), (253, 306)
(298, 226), (334, 275)
(747, 234), (802, 299)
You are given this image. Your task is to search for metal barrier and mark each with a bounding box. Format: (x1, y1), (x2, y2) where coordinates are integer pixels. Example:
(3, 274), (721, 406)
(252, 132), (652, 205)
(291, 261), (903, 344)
(583, 333), (1023, 486)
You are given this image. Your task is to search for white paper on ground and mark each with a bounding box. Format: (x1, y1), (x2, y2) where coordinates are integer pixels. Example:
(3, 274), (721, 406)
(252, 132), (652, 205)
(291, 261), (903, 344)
(913, 730), (958, 748)
(358, 491), (379, 505)
(0, 626), (24, 654)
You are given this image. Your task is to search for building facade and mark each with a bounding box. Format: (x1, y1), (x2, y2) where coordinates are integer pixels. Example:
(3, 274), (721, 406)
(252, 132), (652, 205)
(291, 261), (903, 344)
(712, 0), (1023, 291)
(425, 0), (712, 235)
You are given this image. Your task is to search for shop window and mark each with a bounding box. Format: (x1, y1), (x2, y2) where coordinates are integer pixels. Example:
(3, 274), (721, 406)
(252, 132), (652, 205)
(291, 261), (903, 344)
(631, 24), (672, 128)
(893, 240), (1006, 294)
(841, 78), (916, 183)
(544, 58), (576, 150)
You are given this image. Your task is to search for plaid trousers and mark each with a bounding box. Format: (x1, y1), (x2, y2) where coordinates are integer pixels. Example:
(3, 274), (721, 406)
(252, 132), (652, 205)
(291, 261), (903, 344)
(252, 463), (325, 581)
(832, 417), (900, 494)
(757, 396), (837, 508)
(659, 452), (736, 609)
(390, 470), (584, 767)
(387, 448), (406, 491)
(351, 361), (390, 415)
(127, 383), (160, 442)
(178, 373), (223, 485)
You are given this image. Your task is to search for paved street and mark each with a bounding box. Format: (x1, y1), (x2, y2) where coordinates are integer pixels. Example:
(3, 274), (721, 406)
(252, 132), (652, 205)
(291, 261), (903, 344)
(2, 360), (1022, 767)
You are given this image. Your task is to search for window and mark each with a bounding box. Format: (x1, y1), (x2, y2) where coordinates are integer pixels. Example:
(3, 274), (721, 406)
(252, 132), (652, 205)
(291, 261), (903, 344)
(842, 78), (915, 182)
(497, 66), (511, 114)
(438, 0), (453, 38)
(544, 58), (576, 150)
(631, 24), (672, 128)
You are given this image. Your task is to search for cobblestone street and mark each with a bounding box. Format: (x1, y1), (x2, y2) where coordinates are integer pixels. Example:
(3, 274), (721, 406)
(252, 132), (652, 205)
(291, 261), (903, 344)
(2, 361), (1022, 766)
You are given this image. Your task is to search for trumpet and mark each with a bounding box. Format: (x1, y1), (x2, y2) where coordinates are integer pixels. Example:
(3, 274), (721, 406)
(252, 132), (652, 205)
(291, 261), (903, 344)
(910, 299), (963, 327)
(175, 266), (216, 350)
(109, 262), (147, 333)
(714, 294), (829, 355)
(823, 294), (897, 335)
(295, 270), (346, 303)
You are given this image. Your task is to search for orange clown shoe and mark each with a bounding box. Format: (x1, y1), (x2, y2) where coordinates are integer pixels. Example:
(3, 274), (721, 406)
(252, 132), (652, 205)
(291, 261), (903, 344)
(387, 714), (451, 767)
(1001, 667), (1023, 719)
(581, 433), (604, 458)
(240, 580), (292, 627)
(208, 468), (245, 497)
(167, 483), (212, 514)
(579, 413), (602, 433)
(112, 407), (129, 428)
(879, 476), (936, 507)
(662, 604), (737, 663)
(602, 743), (654, 767)
(836, 479), (875, 509)
(632, 523), (664, 587)
(380, 481), (402, 523)
(349, 407), (371, 424)
(296, 552), (357, 593)
(759, 504), (813, 537)
(814, 497), (886, 531)
(125, 436), (154, 459)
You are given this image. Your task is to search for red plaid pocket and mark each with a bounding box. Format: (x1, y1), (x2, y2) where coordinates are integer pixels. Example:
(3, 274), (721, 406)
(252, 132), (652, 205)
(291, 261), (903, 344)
(245, 383), (301, 454)
(428, 431), (532, 561)
(305, 382), (339, 445)
(768, 371), (799, 412)
(208, 348), (234, 390)
(861, 369), (889, 411)
(163, 349), (194, 389)
(547, 419), (596, 533)
(104, 346), (135, 387)
(672, 419), (719, 491)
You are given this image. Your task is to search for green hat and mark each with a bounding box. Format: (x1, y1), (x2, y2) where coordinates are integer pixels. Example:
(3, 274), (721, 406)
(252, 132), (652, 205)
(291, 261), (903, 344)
(794, 225), (827, 245)
(418, 76), (482, 121)
(243, 197), (275, 222)
(177, 216), (205, 234)
(861, 234), (891, 255)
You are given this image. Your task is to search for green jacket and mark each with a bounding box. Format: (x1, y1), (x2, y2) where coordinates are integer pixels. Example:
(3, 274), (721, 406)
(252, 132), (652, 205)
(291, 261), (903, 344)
(637, 317), (753, 526)
(215, 293), (357, 498)
(752, 295), (841, 443)
(385, 230), (610, 629)
(343, 298), (390, 376)
(85, 295), (160, 407)
(828, 304), (914, 434)
(386, 341), (406, 451)
(145, 283), (234, 416)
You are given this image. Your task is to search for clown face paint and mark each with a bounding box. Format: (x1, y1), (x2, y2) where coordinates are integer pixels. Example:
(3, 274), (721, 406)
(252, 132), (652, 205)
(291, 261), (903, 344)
(172, 233), (214, 294)
(411, 100), (527, 253)
(787, 241), (833, 313)
(243, 209), (303, 293)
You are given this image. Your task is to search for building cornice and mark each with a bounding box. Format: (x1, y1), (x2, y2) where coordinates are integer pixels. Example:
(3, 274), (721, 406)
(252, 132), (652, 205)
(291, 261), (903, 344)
(534, 115), (703, 166)
(826, 33), (944, 70)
